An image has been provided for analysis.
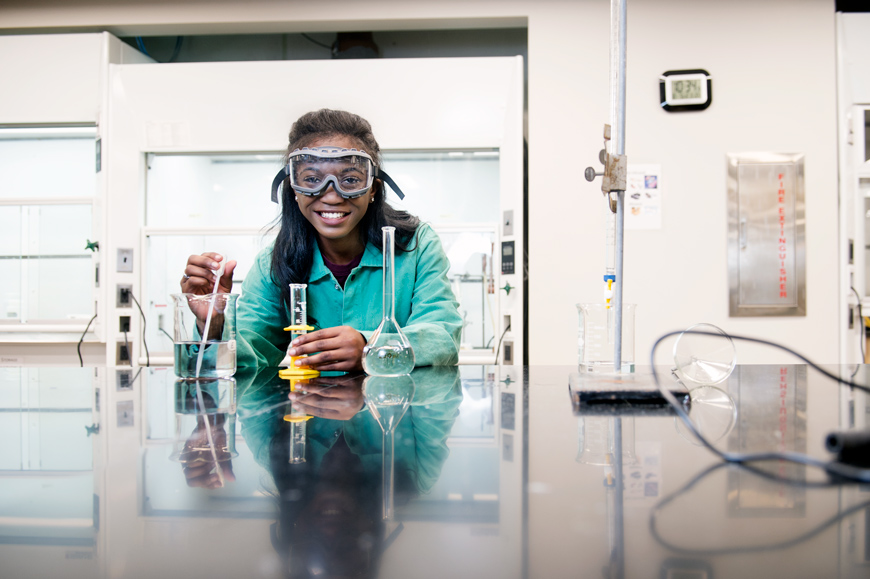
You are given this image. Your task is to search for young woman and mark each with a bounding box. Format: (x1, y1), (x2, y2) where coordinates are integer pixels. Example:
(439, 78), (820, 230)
(181, 109), (462, 370)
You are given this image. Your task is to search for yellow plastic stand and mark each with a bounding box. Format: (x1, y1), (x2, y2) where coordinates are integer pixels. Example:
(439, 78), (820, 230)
(283, 415), (313, 423)
(280, 375), (314, 422)
(284, 325), (315, 332)
(278, 367), (320, 378)
(280, 324), (320, 377)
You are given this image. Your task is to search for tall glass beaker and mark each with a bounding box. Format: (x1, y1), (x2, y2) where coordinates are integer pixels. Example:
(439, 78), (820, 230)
(577, 303), (635, 373)
(363, 226), (415, 376)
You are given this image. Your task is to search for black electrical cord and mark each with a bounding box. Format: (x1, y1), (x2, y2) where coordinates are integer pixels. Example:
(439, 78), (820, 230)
(135, 36), (184, 63)
(650, 329), (870, 483)
(494, 323), (512, 364)
(159, 327), (173, 343)
(851, 286), (865, 362)
(649, 460), (870, 556)
(77, 313), (98, 367)
(122, 329), (131, 367)
(129, 293), (150, 367)
(300, 33), (334, 51)
(124, 367), (144, 389)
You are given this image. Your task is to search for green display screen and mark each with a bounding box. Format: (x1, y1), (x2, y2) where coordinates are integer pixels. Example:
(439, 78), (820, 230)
(672, 78), (702, 100)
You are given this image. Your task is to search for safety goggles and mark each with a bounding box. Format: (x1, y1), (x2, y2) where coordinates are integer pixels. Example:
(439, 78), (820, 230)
(270, 146), (405, 203)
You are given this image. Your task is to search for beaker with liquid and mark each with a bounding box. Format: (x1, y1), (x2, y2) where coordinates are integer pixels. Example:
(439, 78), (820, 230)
(577, 303), (636, 373)
(171, 293), (238, 379)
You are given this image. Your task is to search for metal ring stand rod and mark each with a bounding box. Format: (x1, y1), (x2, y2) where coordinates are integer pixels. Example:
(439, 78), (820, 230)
(611, 0), (627, 372)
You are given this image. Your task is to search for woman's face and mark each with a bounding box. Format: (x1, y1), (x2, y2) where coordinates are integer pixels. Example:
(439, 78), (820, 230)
(293, 135), (375, 252)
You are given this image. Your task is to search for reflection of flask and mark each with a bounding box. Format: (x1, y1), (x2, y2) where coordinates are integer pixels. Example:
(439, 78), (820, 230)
(364, 375), (415, 520)
(363, 227), (415, 376)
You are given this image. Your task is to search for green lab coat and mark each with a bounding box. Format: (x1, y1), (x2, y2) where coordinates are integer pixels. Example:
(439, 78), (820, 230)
(235, 224), (462, 368)
(236, 366), (463, 494)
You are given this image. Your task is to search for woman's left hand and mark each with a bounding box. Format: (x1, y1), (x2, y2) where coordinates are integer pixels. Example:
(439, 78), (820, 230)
(288, 326), (366, 372)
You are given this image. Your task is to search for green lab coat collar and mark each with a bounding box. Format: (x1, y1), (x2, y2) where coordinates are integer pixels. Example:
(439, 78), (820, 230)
(309, 238), (382, 282)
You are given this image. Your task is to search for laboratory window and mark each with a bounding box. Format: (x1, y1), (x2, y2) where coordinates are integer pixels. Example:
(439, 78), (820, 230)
(144, 153), (283, 357)
(0, 127), (96, 327)
(144, 150), (500, 357)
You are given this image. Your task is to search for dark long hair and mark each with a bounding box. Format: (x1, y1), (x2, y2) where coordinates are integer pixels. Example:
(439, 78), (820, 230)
(270, 109), (419, 313)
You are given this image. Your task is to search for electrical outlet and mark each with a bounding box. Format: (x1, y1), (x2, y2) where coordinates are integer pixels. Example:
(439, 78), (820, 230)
(502, 340), (514, 364)
(116, 341), (132, 366)
(116, 369), (133, 391)
(117, 248), (133, 272)
(119, 316), (130, 332)
(117, 284), (132, 308)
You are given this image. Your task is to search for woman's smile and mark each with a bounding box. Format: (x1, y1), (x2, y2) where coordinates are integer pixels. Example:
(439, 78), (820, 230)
(316, 210), (350, 222)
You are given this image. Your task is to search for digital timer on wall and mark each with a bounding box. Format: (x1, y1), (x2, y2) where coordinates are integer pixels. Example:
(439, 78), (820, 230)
(659, 69), (712, 112)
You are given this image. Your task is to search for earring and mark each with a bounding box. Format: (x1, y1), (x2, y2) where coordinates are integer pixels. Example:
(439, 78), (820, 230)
(370, 196), (375, 204)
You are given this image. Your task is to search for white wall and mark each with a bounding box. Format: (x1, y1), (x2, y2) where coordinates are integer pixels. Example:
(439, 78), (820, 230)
(532, 0), (839, 366)
(0, 0), (842, 367)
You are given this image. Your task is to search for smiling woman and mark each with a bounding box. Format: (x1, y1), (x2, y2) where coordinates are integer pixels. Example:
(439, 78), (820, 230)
(181, 109), (462, 371)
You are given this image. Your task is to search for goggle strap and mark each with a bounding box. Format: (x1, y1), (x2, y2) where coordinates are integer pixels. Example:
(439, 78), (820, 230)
(377, 169), (406, 200)
(270, 165), (290, 204)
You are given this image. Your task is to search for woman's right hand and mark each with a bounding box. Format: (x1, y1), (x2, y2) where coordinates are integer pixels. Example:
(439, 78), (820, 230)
(182, 252), (236, 295)
(181, 253), (237, 322)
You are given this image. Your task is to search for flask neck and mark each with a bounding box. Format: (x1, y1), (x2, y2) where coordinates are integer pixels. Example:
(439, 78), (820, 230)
(382, 227), (396, 321)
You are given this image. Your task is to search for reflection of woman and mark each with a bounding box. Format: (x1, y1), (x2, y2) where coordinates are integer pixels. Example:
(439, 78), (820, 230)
(181, 109), (462, 371)
(237, 367), (462, 578)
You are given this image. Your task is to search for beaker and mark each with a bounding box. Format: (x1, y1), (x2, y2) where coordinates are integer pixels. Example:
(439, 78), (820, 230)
(672, 323), (736, 386)
(363, 226), (415, 376)
(577, 303), (636, 373)
(171, 293), (238, 379)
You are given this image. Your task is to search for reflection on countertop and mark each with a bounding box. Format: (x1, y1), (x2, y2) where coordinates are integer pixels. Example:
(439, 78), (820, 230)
(0, 364), (867, 579)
